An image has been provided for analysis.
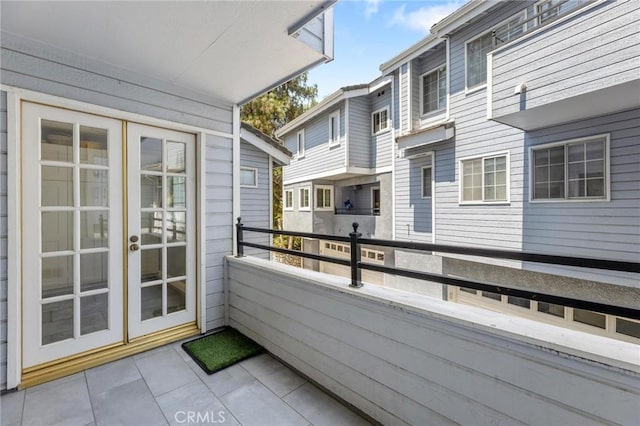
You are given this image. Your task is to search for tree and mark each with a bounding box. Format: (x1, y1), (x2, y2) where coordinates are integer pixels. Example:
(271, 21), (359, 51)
(241, 73), (317, 237)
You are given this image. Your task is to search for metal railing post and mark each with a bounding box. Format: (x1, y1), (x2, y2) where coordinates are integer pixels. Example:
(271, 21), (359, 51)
(236, 217), (244, 257)
(349, 222), (362, 288)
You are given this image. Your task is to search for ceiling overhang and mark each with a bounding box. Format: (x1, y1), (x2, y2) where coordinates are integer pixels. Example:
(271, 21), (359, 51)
(0, 1), (335, 105)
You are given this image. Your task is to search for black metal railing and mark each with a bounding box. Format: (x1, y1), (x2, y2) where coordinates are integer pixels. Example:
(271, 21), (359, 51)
(235, 218), (640, 321)
(334, 208), (380, 216)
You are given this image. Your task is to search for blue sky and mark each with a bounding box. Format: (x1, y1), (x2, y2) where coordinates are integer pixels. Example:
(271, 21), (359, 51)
(307, 0), (467, 99)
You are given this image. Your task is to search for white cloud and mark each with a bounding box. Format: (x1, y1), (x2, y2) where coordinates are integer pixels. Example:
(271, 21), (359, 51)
(389, 1), (467, 34)
(364, 0), (381, 19)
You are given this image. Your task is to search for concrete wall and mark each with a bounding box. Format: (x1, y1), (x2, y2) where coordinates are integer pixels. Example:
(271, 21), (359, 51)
(227, 256), (640, 426)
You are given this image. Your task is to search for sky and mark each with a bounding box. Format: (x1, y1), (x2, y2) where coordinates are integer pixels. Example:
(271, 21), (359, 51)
(307, 0), (468, 100)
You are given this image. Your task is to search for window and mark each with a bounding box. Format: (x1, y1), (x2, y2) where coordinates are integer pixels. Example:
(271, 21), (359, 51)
(371, 187), (381, 215)
(240, 167), (257, 187)
(422, 166), (432, 198)
(372, 107), (389, 134)
(296, 130), (305, 159)
(531, 135), (608, 201)
(537, 0), (585, 25)
(299, 187), (310, 210)
(421, 66), (446, 115)
(315, 185), (333, 210)
(460, 153), (508, 203)
(466, 12), (525, 90)
(329, 110), (340, 145)
(284, 189), (293, 210)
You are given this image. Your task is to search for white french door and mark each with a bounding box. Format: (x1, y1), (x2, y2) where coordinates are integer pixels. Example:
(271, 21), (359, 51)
(22, 103), (196, 369)
(126, 123), (196, 339)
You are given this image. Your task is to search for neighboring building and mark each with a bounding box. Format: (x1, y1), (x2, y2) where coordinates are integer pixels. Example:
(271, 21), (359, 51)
(276, 77), (395, 284)
(240, 123), (292, 259)
(0, 1), (334, 390)
(280, 0), (640, 342)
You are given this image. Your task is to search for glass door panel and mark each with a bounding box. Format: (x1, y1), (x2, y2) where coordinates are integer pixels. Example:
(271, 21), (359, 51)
(22, 103), (123, 368)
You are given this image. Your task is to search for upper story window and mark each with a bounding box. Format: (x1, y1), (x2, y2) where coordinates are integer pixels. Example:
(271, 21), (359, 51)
(466, 11), (526, 91)
(329, 110), (340, 146)
(421, 66), (447, 116)
(531, 135), (608, 201)
(284, 189), (294, 210)
(537, 0), (586, 25)
(299, 187), (311, 211)
(296, 130), (305, 159)
(422, 166), (433, 198)
(240, 167), (258, 188)
(372, 107), (390, 134)
(460, 152), (509, 203)
(315, 185), (333, 211)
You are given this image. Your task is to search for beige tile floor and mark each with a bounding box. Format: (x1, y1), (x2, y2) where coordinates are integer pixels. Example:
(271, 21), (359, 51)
(0, 340), (372, 426)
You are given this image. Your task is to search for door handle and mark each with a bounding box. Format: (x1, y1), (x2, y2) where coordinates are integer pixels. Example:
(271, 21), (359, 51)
(130, 243), (139, 251)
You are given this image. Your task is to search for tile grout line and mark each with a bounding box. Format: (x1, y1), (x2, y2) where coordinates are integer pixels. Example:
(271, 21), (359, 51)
(83, 372), (98, 426)
(19, 388), (26, 426)
(133, 351), (172, 426)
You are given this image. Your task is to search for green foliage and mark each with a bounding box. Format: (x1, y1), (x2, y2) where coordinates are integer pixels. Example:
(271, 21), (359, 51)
(241, 73), (317, 238)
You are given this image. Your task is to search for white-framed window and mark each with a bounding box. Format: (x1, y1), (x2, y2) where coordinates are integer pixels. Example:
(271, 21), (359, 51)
(240, 167), (258, 188)
(328, 110), (340, 146)
(460, 152), (509, 203)
(315, 185), (333, 211)
(531, 135), (609, 202)
(371, 107), (390, 134)
(536, 0), (586, 25)
(465, 11), (526, 91)
(420, 66), (447, 116)
(299, 187), (311, 211)
(371, 187), (381, 215)
(284, 189), (294, 210)
(296, 129), (305, 159)
(422, 166), (433, 198)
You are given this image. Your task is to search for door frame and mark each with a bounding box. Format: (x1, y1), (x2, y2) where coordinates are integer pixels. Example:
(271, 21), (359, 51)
(4, 86), (223, 388)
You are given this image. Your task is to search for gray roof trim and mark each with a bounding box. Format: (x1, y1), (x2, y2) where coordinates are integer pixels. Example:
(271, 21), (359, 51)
(241, 122), (292, 166)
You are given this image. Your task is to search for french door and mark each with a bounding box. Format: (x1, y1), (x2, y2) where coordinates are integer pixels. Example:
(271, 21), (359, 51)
(22, 103), (196, 369)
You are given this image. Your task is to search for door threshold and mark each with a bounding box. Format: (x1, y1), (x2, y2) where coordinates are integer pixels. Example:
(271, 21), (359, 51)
(20, 322), (200, 389)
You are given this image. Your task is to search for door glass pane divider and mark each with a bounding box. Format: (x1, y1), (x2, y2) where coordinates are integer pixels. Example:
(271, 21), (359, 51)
(140, 280), (164, 288)
(140, 171), (164, 177)
(41, 250), (76, 258)
(166, 172), (188, 177)
(162, 281), (167, 317)
(140, 244), (164, 249)
(39, 293), (76, 303)
(166, 276), (187, 283)
(78, 247), (110, 254)
(40, 160), (74, 167)
(77, 164), (109, 171)
(40, 206), (76, 212)
(165, 242), (188, 247)
(78, 287), (110, 297)
(141, 208), (163, 213)
(78, 206), (110, 212)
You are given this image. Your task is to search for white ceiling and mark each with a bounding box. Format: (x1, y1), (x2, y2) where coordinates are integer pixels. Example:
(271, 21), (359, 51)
(1, 1), (331, 104)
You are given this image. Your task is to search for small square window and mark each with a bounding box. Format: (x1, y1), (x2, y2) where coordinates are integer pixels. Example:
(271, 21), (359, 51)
(284, 189), (294, 210)
(299, 187), (310, 210)
(315, 185), (333, 210)
(329, 111), (340, 145)
(422, 166), (432, 198)
(372, 108), (390, 134)
(240, 167), (257, 187)
(296, 130), (305, 159)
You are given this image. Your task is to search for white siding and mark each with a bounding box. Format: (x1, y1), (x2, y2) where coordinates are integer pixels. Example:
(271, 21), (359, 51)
(0, 91), (7, 390)
(240, 141), (271, 260)
(492, 1), (640, 117)
(228, 257), (640, 426)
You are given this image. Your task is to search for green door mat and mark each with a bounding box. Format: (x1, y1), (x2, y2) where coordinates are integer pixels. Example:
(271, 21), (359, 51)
(182, 327), (264, 374)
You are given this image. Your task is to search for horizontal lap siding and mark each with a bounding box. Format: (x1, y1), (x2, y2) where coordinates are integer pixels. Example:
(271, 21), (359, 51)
(206, 135), (233, 331)
(400, 64), (409, 134)
(395, 155), (432, 242)
(282, 102), (346, 182)
(1, 91), (7, 390)
(492, 1), (640, 116)
(240, 141), (270, 260)
(522, 108), (640, 265)
(348, 97), (371, 168)
(371, 86), (392, 168)
(228, 258), (640, 426)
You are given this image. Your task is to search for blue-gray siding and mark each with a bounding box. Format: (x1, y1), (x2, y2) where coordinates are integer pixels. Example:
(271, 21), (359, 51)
(370, 85), (392, 168)
(283, 102), (345, 183)
(1, 91), (7, 390)
(491, 1), (640, 117)
(348, 97), (370, 168)
(395, 154), (433, 242)
(240, 141), (270, 260)
(400, 64), (409, 134)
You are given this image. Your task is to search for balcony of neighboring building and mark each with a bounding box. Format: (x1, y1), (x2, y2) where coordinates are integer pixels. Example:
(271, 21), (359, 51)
(488, 0), (640, 130)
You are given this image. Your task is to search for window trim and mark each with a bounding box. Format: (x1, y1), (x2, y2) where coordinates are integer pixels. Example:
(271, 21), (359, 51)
(421, 166), (433, 199)
(284, 189), (294, 211)
(464, 10), (527, 94)
(534, 0), (586, 26)
(419, 64), (447, 118)
(299, 186), (311, 211)
(371, 186), (381, 215)
(239, 166), (258, 188)
(328, 110), (340, 146)
(458, 151), (511, 205)
(528, 134), (610, 203)
(371, 107), (390, 135)
(314, 184), (334, 211)
(296, 129), (305, 160)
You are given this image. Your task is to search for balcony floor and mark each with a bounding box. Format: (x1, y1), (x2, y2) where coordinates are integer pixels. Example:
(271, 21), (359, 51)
(0, 339), (372, 426)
